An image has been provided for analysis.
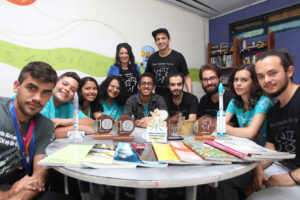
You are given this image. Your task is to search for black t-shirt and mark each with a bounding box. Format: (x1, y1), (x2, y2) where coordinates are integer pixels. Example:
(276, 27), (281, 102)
(120, 68), (138, 96)
(145, 50), (189, 96)
(164, 91), (198, 120)
(266, 87), (300, 169)
(198, 90), (233, 118)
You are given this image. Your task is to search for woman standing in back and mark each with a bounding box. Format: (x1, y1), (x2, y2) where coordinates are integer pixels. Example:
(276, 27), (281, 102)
(107, 43), (141, 96)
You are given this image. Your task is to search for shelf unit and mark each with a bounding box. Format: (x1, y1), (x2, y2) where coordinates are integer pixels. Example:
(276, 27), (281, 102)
(208, 30), (275, 71)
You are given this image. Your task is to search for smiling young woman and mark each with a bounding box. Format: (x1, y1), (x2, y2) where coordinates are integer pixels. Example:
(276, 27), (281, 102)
(107, 43), (141, 97)
(98, 76), (127, 120)
(225, 64), (273, 146)
(78, 77), (102, 119)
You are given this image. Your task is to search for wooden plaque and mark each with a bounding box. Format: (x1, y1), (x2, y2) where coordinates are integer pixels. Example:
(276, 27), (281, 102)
(113, 115), (134, 142)
(193, 115), (216, 136)
(166, 112), (182, 140)
(93, 115), (114, 140)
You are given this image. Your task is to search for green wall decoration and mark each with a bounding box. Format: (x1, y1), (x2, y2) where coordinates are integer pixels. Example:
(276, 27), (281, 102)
(0, 40), (201, 82)
(0, 40), (114, 77)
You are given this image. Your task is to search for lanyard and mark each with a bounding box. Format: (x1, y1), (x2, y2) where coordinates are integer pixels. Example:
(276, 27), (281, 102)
(10, 100), (35, 175)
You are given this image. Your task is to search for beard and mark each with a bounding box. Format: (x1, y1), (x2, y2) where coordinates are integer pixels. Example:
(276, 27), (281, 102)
(266, 75), (289, 98)
(17, 99), (42, 118)
(202, 84), (218, 95)
(171, 89), (183, 97)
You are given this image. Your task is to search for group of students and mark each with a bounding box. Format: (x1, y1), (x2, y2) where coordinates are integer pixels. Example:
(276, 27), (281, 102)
(0, 27), (299, 200)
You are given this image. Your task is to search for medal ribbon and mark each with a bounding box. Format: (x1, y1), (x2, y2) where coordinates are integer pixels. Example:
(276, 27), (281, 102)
(10, 100), (35, 174)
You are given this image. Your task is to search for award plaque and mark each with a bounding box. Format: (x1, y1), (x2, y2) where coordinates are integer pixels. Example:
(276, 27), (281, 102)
(113, 115), (134, 142)
(167, 112), (182, 140)
(193, 115), (216, 136)
(146, 109), (168, 143)
(93, 115), (114, 140)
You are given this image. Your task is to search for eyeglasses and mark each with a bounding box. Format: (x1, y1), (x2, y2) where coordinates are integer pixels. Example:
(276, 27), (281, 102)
(202, 76), (218, 83)
(140, 82), (153, 86)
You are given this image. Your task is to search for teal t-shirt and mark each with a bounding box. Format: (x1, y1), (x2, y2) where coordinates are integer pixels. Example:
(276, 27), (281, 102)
(226, 96), (272, 146)
(101, 99), (124, 120)
(40, 97), (86, 119)
(143, 103), (150, 117)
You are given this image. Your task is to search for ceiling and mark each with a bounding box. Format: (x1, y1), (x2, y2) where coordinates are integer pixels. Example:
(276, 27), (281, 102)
(161, 0), (266, 18)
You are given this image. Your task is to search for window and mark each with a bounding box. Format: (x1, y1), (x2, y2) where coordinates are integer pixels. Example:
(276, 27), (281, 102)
(229, 4), (300, 42)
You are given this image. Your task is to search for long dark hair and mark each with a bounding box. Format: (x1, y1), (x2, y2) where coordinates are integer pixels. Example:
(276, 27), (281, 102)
(78, 77), (102, 118)
(99, 76), (127, 105)
(115, 43), (139, 81)
(228, 64), (263, 110)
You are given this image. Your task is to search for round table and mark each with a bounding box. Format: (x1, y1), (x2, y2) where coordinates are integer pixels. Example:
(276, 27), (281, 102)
(46, 128), (257, 200)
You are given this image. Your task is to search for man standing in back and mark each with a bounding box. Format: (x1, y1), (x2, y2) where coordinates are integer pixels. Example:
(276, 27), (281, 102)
(145, 28), (192, 95)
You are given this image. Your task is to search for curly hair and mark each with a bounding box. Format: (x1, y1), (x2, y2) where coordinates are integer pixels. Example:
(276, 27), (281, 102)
(78, 77), (103, 118)
(228, 64), (263, 110)
(99, 76), (128, 105)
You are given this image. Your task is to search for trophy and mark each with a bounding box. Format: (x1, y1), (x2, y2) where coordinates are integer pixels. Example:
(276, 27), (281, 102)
(113, 115), (135, 142)
(167, 112), (182, 140)
(193, 115), (216, 140)
(93, 115), (114, 140)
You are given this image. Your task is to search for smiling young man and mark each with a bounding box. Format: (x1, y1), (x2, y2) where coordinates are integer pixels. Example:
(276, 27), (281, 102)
(163, 71), (198, 120)
(145, 28), (192, 96)
(0, 62), (71, 200)
(246, 50), (300, 199)
(198, 64), (234, 118)
(123, 72), (167, 128)
(40, 72), (94, 138)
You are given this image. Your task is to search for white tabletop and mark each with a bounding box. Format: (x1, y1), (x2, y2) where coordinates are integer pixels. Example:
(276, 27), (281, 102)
(46, 128), (257, 199)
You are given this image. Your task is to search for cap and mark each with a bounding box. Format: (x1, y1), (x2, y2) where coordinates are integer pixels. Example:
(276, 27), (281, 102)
(152, 28), (170, 39)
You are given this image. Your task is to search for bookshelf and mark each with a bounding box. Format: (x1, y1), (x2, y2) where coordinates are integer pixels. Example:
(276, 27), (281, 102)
(208, 30), (275, 70)
(207, 30), (275, 85)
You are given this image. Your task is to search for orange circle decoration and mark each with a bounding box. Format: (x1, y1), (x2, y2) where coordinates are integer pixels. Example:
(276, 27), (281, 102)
(6, 0), (36, 6)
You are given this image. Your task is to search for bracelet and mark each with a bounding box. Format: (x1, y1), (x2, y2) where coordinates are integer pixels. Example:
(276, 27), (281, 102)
(289, 171), (300, 185)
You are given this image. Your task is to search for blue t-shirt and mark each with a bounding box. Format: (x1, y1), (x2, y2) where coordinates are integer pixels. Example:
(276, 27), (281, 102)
(40, 97), (86, 119)
(101, 99), (124, 120)
(226, 96), (272, 146)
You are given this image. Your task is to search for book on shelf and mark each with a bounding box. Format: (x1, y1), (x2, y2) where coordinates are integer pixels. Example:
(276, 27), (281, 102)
(113, 142), (167, 168)
(130, 143), (158, 163)
(214, 136), (296, 160)
(81, 144), (135, 169)
(169, 141), (212, 165)
(183, 140), (242, 163)
(38, 144), (93, 167)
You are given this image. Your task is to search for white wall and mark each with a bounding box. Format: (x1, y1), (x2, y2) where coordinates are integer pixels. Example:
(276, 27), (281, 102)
(0, 0), (207, 99)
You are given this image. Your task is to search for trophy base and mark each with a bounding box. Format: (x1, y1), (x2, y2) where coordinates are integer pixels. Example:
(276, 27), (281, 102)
(167, 136), (183, 140)
(93, 134), (113, 140)
(195, 135), (215, 141)
(113, 136), (134, 142)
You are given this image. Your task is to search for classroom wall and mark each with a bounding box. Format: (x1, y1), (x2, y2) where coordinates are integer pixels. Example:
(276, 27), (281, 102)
(209, 0), (300, 84)
(0, 0), (208, 99)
